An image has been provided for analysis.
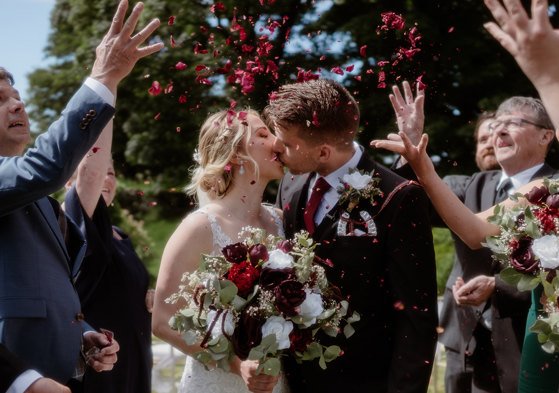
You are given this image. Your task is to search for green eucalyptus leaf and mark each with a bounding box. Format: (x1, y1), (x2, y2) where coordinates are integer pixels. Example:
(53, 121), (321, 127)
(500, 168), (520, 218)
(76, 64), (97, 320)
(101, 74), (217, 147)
(182, 330), (198, 346)
(343, 323), (355, 338)
(323, 345), (341, 362)
(262, 358), (281, 376)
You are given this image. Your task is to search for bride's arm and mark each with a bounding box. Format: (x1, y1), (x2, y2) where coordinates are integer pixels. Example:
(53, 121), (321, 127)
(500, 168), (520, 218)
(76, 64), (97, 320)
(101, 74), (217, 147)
(371, 132), (500, 249)
(152, 214), (214, 354)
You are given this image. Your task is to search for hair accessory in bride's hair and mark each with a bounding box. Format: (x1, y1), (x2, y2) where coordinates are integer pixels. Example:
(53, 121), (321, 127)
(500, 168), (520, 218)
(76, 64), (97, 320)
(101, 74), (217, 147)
(192, 149), (201, 165)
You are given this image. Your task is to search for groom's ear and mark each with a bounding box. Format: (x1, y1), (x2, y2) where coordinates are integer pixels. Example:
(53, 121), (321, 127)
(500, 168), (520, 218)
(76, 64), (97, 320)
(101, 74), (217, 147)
(317, 144), (331, 163)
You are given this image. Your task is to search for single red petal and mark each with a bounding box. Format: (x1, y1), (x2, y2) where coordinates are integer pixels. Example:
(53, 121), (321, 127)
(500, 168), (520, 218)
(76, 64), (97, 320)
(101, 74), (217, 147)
(154, 112), (161, 120)
(175, 62), (187, 70)
(360, 45), (367, 57)
(91, 147), (100, 153)
(170, 35), (176, 48)
(148, 81), (162, 96)
(238, 111), (247, 120)
(345, 65), (354, 72)
(168, 16), (176, 25)
(331, 66), (344, 75)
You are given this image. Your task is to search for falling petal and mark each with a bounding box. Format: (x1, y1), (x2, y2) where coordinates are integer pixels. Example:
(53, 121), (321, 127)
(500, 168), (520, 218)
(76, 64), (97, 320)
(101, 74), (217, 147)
(360, 45), (367, 57)
(148, 81), (162, 96)
(175, 62), (187, 70)
(168, 16), (176, 25)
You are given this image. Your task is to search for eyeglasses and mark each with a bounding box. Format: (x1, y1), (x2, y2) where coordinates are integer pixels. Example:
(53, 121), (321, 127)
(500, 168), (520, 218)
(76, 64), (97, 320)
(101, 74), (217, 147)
(488, 118), (548, 133)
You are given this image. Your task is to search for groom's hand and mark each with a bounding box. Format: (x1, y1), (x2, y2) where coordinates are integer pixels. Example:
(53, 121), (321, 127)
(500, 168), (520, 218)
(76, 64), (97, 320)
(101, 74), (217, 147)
(25, 378), (70, 393)
(239, 359), (280, 393)
(83, 330), (120, 372)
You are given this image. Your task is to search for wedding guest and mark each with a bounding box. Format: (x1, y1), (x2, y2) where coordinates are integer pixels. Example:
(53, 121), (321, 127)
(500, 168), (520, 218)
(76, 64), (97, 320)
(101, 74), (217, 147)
(390, 81), (555, 393)
(371, 1), (559, 390)
(63, 119), (153, 393)
(0, 1), (163, 392)
(474, 111), (499, 171)
(266, 78), (438, 393)
(152, 109), (289, 393)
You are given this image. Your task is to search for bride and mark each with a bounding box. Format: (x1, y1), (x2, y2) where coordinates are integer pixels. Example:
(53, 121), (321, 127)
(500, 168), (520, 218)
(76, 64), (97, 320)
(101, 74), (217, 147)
(152, 109), (290, 393)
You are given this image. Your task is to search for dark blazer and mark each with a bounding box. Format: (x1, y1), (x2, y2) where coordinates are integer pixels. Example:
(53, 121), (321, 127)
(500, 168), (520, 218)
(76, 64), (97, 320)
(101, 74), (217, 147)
(437, 163), (559, 393)
(0, 343), (29, 392)
(0, 85), (115, 383)
(278, 151), (439, 393)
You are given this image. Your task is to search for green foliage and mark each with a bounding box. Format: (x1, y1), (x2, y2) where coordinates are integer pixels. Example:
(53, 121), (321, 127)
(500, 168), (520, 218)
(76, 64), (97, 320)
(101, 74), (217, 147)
(432, 227), (454, 295)
(23, 0), (559, 294)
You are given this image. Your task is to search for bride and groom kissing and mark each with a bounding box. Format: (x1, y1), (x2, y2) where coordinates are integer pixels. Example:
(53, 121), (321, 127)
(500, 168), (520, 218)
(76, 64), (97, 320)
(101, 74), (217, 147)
(152, 78), (439, 393)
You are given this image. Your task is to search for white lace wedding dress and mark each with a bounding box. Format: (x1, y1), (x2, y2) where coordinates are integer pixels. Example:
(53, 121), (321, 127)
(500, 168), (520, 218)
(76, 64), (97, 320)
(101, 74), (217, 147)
(178, 205), (291, 393)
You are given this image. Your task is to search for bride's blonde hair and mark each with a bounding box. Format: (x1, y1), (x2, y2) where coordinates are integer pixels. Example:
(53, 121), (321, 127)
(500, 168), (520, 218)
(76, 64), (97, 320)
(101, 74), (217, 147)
(185, 108), (260, 200)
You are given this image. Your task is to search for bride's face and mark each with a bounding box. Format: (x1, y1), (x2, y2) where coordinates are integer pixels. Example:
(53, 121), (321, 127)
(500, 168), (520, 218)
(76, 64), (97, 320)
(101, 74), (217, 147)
(244, 114), (285, 180)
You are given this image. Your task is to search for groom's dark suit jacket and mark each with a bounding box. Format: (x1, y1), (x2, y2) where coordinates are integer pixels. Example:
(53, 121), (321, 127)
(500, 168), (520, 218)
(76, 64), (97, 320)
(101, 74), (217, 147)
(277, 152), (438, 393)
(436, 163), (559, 393)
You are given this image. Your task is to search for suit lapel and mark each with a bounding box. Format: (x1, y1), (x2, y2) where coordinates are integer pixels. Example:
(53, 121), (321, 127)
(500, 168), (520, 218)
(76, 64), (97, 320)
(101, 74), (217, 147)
(483, 172), (501, 207)
(35, 197), (71, 263)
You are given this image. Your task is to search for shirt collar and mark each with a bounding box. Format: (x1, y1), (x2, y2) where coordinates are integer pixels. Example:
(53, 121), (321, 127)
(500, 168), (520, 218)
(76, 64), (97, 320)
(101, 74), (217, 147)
(498, 163), (544, 191)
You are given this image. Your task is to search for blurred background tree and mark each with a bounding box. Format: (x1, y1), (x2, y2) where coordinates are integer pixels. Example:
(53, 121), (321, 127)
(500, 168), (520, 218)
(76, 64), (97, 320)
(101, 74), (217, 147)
(25, 0), (559, 291)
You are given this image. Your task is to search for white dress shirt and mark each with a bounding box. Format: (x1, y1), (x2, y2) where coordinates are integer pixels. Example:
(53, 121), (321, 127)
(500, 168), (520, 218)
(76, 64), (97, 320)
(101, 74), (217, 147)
(307, 142), (363, 226)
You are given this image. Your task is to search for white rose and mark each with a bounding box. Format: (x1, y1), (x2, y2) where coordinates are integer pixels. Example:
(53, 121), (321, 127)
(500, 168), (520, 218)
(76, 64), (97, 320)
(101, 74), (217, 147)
(262, 249), (294, 270)
(206, 309), (235, 340)
(261, 315), (294, 350)
(298, 289), (324, 327)
(532, 235), (559, 269)
(342, 172), (372, 190)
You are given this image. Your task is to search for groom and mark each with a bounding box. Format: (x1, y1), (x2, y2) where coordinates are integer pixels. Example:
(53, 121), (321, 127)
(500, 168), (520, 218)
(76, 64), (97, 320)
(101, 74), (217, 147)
(265, 79), (438, 392)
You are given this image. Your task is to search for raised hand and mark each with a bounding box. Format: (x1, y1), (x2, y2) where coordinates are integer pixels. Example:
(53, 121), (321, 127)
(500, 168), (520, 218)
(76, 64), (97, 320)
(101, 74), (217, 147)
(389, 81), (425, 146)
(483, 0), (559, 129)
(371, 131), (434, 183)
(90, 0), (164, 93)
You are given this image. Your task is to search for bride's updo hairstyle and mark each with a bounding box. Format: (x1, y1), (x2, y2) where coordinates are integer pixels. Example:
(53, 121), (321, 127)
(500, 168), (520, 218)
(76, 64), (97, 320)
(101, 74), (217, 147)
(186, 109), (259, 200)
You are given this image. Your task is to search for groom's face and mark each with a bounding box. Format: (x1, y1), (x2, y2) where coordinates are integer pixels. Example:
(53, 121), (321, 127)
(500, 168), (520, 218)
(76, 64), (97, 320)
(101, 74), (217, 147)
(273, 124), (320, 175)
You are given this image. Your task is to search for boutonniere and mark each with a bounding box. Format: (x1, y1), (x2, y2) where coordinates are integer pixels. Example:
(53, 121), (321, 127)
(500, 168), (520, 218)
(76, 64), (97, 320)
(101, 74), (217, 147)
(337, 169), (383, 213)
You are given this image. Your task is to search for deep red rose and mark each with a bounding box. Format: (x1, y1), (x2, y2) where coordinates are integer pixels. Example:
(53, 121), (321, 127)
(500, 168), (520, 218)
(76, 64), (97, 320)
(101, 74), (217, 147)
(289, 327), (313, 354)
(222, 243), (248, 264)
(228, 260), (260, 297)
(259, 268), (295, 290)
(525, 185), (550, 205)
(534, 208), (559, 234)
(248, 244), (269, 266)
(275, 240), (294, 253)
(546, 194), (559, 209)
(509, 237), (539, 273)
(274, 280), (306, 317)
(232, 309), (263, 360)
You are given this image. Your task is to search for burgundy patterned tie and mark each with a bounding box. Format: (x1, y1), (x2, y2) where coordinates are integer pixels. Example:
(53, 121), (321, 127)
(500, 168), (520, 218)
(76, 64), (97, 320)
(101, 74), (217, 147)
(304, 177), (331, 235)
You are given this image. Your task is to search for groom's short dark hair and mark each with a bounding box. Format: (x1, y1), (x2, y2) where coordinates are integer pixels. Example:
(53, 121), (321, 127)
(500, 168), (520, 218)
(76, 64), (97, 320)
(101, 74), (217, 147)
(263, 79), (359, 149)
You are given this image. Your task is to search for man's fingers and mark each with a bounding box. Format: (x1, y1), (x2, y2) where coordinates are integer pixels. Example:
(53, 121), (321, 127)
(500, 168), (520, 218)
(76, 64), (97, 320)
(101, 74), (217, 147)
(402, 80), (413, 104)
(131, 17), (162, 46)
(120, 2), (145, 39)
(107, 0), (129, 37)
(370, 139), (405, 155)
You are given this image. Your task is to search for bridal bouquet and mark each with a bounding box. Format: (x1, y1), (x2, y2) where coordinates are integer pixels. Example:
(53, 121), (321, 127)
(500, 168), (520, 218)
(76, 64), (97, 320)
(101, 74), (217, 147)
(167, 228), (360, 375)
(485, 178), (559, 353)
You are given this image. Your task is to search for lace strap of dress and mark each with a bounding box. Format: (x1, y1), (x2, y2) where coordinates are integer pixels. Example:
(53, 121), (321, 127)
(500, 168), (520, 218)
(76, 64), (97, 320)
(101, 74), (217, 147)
(263, 204), (285, 238)
(191, 209), (233, 255)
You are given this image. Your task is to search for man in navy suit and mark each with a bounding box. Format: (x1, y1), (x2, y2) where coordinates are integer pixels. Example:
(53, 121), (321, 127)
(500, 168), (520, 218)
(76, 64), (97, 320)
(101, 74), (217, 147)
(265, 79), (438, 393)
(0, 1), (163, 392)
